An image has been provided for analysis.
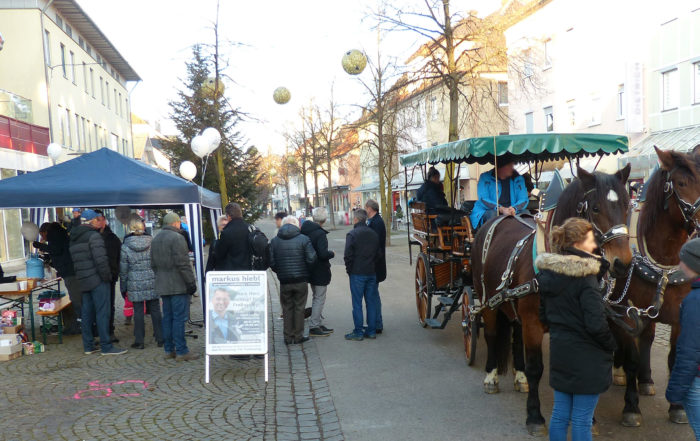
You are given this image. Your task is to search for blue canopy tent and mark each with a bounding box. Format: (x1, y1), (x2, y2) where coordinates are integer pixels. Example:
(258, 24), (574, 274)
(0, 148), (222, 305)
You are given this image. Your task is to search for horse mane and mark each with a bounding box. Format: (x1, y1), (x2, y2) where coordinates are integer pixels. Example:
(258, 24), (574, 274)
(553, 171), (630, 225)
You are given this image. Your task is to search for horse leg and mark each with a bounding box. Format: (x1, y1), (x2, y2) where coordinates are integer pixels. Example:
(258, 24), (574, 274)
(668, 323), (689, 424)
(511, 320), (528, 393)
(613, 348), (626, 386)
(637, 321), (656, 396)
(522, 313), (546, 436)
(482, 309), (500, 394)
(621, 336), (642, 427)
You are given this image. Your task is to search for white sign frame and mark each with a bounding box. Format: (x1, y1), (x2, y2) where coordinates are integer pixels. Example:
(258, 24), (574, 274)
(205, 271), (268, 383)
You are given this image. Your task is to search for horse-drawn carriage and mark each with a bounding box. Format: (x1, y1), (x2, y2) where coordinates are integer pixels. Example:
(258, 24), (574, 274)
(400, 133), (700, 433)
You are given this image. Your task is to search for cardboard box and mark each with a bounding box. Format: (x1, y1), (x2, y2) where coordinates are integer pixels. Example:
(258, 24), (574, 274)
(0, 334), (22, 360)
(0, 351), (21, 361)
(1, 324), (22, 334)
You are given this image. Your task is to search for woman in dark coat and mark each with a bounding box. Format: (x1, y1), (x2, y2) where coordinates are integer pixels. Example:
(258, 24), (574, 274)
(535, 218), (616, 441)
(416, 166), (448, 211)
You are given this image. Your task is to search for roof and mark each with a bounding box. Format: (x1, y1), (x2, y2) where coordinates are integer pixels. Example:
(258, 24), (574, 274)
(0, 148), (220, 209)
(628, 125), (700, 157)
(53, 0), (140, 81)
(399, 133), (629, 167)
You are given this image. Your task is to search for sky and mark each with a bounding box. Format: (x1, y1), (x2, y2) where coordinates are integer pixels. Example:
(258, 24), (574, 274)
(77, 0), (502, 155)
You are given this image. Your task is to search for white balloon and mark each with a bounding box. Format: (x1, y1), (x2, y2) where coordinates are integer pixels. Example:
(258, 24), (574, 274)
(191, 135), (209, 158)
(47, 143), (63, 161)
(202, 127), (221, 154)
(179, 161), (197, 181)
(21, 222), (39, 241)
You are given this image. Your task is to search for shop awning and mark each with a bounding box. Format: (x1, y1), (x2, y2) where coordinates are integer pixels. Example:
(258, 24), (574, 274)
(627, 125), (700, 157)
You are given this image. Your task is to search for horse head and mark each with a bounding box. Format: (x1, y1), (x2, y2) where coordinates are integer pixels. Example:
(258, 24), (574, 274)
(652, 146), (700, 234)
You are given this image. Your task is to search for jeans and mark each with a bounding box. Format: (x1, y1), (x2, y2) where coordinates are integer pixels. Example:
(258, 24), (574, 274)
(349, 274), (377, 335)
(108, 281), (116, 334)
(63, 275), (82, 329)
(684, 376), (700, 439)
(549, 390), (599, 441)
(375, 282), (383, 330)
(480, 209), (498, 227)
(161, 294), (189, 355)
(280, 283), (309, 341)
(309, 285), (327, 329)
(133, 299), (163, 345)
(81, 282), (112, 353)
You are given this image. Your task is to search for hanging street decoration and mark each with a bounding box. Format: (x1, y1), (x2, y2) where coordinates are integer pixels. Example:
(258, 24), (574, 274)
(202, 77), (225, 99)
(341, 49), (367, 75)
(273, 87), (291, 104)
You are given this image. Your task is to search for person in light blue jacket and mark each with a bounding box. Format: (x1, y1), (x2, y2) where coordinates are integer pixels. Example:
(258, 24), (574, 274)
(470, 158), (529, 229)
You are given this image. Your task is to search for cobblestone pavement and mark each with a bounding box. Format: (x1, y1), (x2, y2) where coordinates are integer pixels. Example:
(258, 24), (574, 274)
(0, 243), (342, 440)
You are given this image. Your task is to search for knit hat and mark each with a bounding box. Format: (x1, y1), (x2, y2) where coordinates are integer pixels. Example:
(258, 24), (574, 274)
(680, 238), (700, 274)
(163, 212), (180, 226)
(81, 209), (99, 221)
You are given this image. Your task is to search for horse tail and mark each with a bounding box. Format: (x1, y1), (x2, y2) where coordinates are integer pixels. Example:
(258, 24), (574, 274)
(496, 310), (512, 375)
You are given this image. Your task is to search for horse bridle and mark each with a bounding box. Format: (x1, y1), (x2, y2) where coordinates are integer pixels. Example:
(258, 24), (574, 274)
(576, 188), (630, 248)
(663, 166), (700, 234)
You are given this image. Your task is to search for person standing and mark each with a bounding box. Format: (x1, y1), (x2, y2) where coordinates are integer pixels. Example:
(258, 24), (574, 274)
(69, 209), (127, 355)
(120, 217), (163, 349)
(205, 215), (229, 273)
(344, 209), (380, 341)
(94, 210), (122, 342)
(269, 216), (317, 345)
(215, 203), (252, 271)
(300, 207), (335, 337)
(365, 200), (386, 334)
(666, 239), (700, 439)
(34, 222), (81, 334)
(535, 218), (616, 441)
(274, 212), (287, 232)
(151, 212), (198, 361)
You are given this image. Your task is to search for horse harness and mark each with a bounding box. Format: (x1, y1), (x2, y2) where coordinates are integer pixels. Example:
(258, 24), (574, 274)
(575, 187), (629, 251)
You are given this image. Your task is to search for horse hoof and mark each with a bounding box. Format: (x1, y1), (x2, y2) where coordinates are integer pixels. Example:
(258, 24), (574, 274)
(514, 382), (529, 393)
(484, 383), (499, 394)
(591, 421), (600, 436)
(613, 375), (626, 386)
(638, 383), (656, 396)
(526, 423), (547, 436)
(621, 412), (642, 427)
(669, 409), (689, 424)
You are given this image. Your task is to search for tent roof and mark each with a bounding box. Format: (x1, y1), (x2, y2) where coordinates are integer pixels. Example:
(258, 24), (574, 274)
(0, 148), (221, 209)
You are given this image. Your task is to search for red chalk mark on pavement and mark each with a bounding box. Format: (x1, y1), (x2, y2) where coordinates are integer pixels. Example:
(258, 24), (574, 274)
(69, 380), (149, 400)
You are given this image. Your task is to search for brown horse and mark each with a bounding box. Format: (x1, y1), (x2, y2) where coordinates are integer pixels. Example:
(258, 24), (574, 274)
(609, 148), (700, 427)
(470, 164), (632, 436)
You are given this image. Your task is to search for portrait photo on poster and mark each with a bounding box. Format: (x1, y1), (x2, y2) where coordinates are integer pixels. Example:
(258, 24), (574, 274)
(205, 271), (268, 356)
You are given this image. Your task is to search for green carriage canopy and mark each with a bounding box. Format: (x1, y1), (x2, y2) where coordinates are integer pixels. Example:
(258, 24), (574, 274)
(399, 133), (629, 168)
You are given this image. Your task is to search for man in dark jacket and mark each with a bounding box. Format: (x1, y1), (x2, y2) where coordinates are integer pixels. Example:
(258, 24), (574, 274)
(34, 222), (81, 334)
(300, 207), (335, 337)
(667, 239), (700, 438)
(206, 215), (229, 273)
(365, 200), (386, 334)
(416, 167), (448, 211)
(151, 212), (198, 361)
(344, 209), (380, 341)
(215, 202), (252, 271)
(69, 209), (126, 355)
(270, 216), (317, 345)
(95, 210), (121, 342)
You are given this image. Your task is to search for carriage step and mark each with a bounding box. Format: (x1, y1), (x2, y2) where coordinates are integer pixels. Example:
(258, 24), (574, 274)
(424, 318), (443, 329)
(438, 296), (455, 306)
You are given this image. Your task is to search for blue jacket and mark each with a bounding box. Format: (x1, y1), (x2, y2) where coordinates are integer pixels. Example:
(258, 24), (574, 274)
(470, 170), (529, 227)
(666, 280), (700, 403)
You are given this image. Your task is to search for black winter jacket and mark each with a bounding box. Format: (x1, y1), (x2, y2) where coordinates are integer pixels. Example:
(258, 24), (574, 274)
(344, 223), (380, 276)
(270, 224), (317, 284)
(69, 224), (112, 292)
(101, 226), (122, 283)
(367, 214), (387, 283)
(416, 180), (448, 211)
(215, 218), (252, 271)
(536, 249), (616, 395)
(33, 223), (75, 278)
(300, 221), (335, 286)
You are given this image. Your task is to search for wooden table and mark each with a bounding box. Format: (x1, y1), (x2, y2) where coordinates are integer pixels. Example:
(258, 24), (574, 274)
(0, 278), (62, 341)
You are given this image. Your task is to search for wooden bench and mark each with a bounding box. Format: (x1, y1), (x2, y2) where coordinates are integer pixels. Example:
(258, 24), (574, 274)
(37, 296), (72, 344)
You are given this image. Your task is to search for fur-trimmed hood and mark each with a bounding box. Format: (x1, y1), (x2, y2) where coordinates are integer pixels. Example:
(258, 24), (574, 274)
(535, 253), (601, 277)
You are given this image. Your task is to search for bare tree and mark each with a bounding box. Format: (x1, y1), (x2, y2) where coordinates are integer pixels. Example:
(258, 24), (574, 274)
(314, 86), (345, 229)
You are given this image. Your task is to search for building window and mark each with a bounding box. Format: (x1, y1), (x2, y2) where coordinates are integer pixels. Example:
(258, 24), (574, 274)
(74, 113), (81, 149)
(114, 89), (118, 115)
(43, 30), (51, 66)
(111, 133), (119, 151)
(543, 39), (552, 68)
(60, 43), (67, 78)
(94, 123), (99, 147)
(544, 106), (554, 132)
(118, 93), (123, 116)
(567, 100), (576, 127)
(65, 24), (72, 39)
(694, 62), (700, 104)
(106, 81), (110, 108)
(81, 117), (87, 151)
(78, 36), (84, 50)
(498, 82), (508, 106)
(82, 63), (88, 93)
(69, 51), (76, 84)
(617, 84), (625, 119)
(99, 77), (104, 104)
(57, 106), (65, 145)
(430, 96), (439, 120)
(662, 69), (679, 111)
(415, 103), (423, 127)
(525, 112), (534, 133)
(55, 14), (63, 29)
(590, 94), (601, 126)
(523, 50), (534, 78)
(65, 108), (72, 147)
(90, 68), (95, 98)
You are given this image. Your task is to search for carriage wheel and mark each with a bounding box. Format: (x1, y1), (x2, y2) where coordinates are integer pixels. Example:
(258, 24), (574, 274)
(415, 253), (432, 327)
(462, 286), (479, 366)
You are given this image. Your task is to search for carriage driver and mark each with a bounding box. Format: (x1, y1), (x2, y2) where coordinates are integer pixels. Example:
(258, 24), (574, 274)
(470, 156), (529, 228)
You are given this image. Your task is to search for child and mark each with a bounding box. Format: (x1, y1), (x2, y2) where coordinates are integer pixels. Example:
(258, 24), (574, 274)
(667, 238), (700, 439)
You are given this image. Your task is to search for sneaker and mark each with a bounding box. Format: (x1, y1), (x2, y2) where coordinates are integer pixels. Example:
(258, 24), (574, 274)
(176, 352), (200, 362)
(309, 327), (331, 337)
(376, 328), (383, 334)
(363, 332), (377, 339)
(344, 332), (364, 341)
(297, 336), (310, 344)
(101, 346), (127, 355)
(165, 352), (176, 360)
(320, 325), (334, 333)
(130, 342), (144, 349)
(304, 307), (312, 318)
(83, 348), (99, 355)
